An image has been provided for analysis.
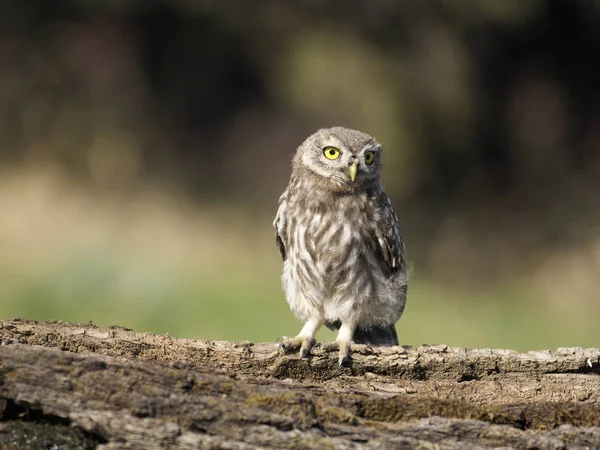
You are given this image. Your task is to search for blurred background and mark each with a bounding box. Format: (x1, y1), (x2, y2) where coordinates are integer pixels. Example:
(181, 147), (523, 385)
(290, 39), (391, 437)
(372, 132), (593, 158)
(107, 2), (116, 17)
(0, 0), (598, 350)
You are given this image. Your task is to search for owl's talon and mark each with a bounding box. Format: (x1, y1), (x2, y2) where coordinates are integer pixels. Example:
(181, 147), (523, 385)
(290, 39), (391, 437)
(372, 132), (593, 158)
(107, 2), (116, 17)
(338, 340), (351, 367)
(300, 338), (316, 358)
(313, 340), (353, 366)
(277, 336), (316, 358)
(338, 354), (350, 367)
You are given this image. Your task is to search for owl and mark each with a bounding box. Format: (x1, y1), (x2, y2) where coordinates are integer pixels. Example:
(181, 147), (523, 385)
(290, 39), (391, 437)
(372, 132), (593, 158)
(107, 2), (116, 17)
(273, 127), (409, 366)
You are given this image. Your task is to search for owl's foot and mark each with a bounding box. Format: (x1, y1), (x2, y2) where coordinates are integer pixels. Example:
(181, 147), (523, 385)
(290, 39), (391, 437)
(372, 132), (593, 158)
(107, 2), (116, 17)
(313, 341), (374, 367)
(276, 336), (316, 358)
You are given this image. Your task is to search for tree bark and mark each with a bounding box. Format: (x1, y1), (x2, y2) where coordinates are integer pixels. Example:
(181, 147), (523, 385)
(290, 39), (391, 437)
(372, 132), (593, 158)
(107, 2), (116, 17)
(0, 318), (598, 449)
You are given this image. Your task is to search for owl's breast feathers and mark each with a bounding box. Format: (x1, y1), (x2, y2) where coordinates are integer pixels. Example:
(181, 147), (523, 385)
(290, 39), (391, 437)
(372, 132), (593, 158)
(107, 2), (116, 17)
(274, 177), (407, 278)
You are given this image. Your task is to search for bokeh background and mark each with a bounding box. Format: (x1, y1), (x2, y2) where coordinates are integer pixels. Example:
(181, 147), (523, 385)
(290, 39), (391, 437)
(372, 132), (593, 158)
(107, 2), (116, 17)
(1, 0), (599, 350)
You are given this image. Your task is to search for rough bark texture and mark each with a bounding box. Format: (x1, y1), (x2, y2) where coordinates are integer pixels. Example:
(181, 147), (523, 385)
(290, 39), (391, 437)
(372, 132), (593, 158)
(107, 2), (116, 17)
(0, 318), (598, 449)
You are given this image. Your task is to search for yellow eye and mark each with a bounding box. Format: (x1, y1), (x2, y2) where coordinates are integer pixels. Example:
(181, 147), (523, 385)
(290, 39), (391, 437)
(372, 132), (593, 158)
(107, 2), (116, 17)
(323, 146), (340, 160)
(364, 151), (375, 165)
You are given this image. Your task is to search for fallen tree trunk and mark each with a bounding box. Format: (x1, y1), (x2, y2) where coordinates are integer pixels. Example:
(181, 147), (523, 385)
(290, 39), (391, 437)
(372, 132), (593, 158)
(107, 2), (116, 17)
(0, 318), (598, 449)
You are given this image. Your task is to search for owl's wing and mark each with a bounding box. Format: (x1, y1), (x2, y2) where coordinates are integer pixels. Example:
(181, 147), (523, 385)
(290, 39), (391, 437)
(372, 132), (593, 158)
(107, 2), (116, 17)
(273, 190), (288, 261)
(375, 192), (406, 273)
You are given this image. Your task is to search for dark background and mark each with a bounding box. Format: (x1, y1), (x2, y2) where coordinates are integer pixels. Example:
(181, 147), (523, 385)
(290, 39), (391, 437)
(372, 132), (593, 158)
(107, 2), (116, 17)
(1, 0), (598, 349)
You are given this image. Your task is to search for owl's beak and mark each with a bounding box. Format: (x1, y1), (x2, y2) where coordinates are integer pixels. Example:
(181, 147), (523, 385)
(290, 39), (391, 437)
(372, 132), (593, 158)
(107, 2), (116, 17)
(348, 161), (358, 182)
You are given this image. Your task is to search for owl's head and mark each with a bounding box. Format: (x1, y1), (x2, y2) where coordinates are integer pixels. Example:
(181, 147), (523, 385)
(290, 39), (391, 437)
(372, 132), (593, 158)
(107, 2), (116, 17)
(292, 127), (382, 190)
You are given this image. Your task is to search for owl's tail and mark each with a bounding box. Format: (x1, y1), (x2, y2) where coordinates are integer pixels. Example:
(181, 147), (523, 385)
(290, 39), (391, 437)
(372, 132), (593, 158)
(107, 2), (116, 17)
(326, 321), (399, 346)
(353, 325), (399, 346)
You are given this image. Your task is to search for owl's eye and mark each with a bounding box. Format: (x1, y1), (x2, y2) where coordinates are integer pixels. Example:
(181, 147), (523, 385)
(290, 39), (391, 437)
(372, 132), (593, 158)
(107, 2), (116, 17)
(323, 146), (341, 160)
(364, 151), (375, 165)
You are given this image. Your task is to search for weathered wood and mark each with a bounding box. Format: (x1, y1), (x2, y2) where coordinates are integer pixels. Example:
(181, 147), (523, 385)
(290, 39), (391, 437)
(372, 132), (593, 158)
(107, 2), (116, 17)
(0, 318), (599, 449)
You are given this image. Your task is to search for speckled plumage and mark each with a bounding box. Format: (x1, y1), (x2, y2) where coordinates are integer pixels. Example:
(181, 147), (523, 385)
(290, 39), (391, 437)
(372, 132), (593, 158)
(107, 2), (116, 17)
(274, 127), (409, 364)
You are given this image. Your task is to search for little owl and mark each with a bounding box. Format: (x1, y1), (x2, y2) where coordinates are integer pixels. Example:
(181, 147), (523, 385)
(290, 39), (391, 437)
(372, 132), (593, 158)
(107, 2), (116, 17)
(274, 127), (409, 366)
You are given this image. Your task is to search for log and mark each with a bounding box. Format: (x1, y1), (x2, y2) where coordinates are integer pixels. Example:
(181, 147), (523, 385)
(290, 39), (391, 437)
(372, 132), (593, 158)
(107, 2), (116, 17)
(0, 318), (598, 449)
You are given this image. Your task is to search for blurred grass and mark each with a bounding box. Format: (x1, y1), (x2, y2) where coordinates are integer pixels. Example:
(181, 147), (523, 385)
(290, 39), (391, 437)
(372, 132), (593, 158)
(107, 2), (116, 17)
(0, 169), (597, 351)
(1, 250), (597, 351)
